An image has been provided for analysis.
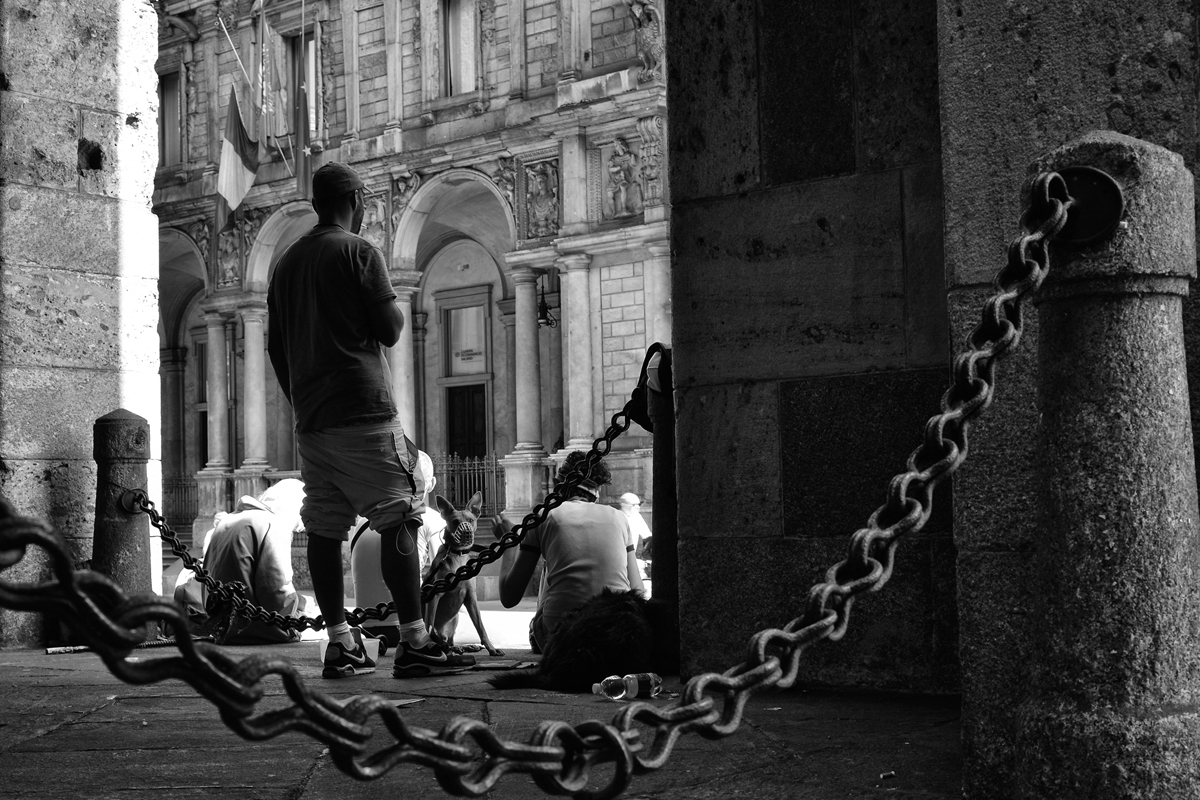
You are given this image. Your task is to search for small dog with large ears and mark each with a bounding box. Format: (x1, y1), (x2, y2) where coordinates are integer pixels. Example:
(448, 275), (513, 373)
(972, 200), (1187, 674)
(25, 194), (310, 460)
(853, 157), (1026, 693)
(422, 491), (505, 657)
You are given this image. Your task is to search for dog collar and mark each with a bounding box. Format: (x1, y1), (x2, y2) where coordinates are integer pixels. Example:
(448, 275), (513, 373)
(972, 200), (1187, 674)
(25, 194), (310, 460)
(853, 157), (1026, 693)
(449, 547), (472, 555)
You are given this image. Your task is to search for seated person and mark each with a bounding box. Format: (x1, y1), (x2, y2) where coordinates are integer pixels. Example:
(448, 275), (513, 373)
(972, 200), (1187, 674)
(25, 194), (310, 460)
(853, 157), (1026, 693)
(349, 450), (446, 647)
(499, 451), (644, 653)
(174, 478), (310, 644)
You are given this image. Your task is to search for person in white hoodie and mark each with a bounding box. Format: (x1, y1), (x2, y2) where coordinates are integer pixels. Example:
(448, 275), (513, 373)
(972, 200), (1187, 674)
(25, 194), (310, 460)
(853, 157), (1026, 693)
(174, 479), (309, 644)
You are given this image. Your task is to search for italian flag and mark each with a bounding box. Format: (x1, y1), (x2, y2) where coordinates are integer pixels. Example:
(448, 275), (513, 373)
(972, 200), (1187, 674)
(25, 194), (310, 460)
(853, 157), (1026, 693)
(217, 86), (259, 231)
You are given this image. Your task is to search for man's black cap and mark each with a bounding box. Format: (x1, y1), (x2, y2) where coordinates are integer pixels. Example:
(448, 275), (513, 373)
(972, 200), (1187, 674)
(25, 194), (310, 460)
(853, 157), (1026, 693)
(312, 162), (366, 202)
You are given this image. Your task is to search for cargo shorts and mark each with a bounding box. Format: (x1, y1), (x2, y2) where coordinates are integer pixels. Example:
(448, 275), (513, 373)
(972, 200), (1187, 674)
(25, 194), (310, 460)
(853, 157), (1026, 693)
(296, 419), (426, 540)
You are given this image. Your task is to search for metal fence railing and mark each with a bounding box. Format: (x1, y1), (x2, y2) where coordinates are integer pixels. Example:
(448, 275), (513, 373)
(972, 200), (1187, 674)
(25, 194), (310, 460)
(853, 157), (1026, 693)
(431, 453), (506, 517)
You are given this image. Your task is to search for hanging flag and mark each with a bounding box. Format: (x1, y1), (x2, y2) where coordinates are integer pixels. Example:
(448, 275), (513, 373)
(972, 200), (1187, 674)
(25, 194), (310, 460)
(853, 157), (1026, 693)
(296, 57), (312, 198)
(216, 85), (259, 233)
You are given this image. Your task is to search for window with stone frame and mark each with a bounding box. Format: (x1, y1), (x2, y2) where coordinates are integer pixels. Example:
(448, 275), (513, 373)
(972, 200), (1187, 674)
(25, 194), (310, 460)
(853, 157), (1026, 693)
(440, 0), (478, 97)
(158, 69), (183, 167)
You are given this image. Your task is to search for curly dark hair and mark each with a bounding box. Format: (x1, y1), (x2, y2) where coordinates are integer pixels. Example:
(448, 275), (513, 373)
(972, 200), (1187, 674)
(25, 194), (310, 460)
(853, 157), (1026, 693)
(555, 450), (612, 491)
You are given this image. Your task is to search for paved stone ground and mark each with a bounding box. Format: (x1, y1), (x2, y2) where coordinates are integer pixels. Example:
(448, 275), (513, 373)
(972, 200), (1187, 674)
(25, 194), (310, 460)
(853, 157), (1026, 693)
(0, 603), (961, 798)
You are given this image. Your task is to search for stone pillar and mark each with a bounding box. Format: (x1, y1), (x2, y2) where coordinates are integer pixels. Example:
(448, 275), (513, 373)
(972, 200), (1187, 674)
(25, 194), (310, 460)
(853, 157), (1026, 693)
(645, 347), (677, 673)
(413, 310), (429, 447)
(498, 299), (517, 455)
(560, 133), (589, 237)
(545, 280), (564, 450)
(1012, 133), (1200, 798)
(160, 347), (187, 476)
(202, 311), (230, 471)
(388, 289), (417, 440)
(512, 268), (545, 453)
(239, 306), (268, 467)
(92, 410), (154, 599)
(644, 242), (672, 346)
(560, 254), (595, 449)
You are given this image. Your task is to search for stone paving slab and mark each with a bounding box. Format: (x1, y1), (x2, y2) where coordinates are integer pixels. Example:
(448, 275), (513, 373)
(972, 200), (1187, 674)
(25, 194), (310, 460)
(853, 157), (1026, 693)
(0, 642), (961, 798)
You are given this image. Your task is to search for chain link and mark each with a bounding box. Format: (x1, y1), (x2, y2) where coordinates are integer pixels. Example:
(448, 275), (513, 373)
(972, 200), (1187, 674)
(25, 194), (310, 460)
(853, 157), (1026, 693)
(0, 172), (1072, 799)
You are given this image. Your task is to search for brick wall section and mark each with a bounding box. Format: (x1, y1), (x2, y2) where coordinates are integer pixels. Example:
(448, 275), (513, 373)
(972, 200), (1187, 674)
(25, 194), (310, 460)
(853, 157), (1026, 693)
(358, 3), (388, 129)
(525, 0), (559, 90)
(590, 0), (634, 68)
(599, 262), (647, 418)
(401, 0), (421, 113)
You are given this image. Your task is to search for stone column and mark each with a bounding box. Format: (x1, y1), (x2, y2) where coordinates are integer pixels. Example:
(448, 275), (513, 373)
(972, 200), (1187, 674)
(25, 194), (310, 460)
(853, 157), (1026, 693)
(498, 299), (517, 455)
(512, 268), (545, 453)
(239, 306), (268, 467)
(160, 347), (187, 476)
(388, 288), (417, 440)
(1013, 133), (1200, 798)
(560, 254), (595, 449)
(202, 311), (230, 470)
(645, 242), (672, 346)
(502, 267), (549, 529)
(413, 310), (429, 447)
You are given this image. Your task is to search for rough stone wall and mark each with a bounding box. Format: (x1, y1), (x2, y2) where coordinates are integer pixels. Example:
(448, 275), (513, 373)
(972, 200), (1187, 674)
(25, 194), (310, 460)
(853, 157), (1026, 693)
(939, 3), (1198, 798)
(0, 0), (161, 646)
(667, 0), (952, 690)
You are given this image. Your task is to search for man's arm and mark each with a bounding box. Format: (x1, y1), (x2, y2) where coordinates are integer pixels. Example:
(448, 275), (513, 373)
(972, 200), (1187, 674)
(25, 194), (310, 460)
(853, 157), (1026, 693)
(627, 550), (645, 593)
(499, 549), (539, 608)
(266, 307), (292, 405)
(367, 298), (404, 347)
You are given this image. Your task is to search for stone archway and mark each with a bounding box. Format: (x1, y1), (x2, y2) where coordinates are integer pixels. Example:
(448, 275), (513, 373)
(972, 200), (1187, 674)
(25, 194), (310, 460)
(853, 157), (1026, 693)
(393, 168), (517, 273)
(392, 169), (520, 458)
(244, 201), (318, 293)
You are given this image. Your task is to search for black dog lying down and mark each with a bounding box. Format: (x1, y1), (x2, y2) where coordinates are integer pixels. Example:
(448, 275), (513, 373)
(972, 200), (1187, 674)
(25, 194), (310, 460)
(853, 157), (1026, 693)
(488, 588), (653, 693)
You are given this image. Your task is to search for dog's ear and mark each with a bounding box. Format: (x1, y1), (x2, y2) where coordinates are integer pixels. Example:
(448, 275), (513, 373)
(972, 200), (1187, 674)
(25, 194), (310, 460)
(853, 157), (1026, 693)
(434, 495), (455, 520)
(466, 491), (483, 517)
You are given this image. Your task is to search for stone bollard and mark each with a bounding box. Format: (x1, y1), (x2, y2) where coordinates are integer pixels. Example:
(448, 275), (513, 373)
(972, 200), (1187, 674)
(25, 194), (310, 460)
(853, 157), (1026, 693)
(91, 410), (154, 602)
(1016, 131), (1200, 797)
(645, 346), (680, 674)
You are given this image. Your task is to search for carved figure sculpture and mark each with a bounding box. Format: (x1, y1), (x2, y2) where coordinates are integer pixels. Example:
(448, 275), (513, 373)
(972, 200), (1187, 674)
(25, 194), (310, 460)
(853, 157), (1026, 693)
(360, 192), (388, 254)
(218, 229), (239, 287)
(526, 161), (559, 239)
(606, 137), (643, 219)
(493, 158), (516, 211)
(625, 0), (664, 83)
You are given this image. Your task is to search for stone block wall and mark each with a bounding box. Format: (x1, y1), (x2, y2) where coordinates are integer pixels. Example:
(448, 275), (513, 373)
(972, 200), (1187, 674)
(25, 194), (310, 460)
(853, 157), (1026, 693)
(524, 0), (559, 91)
(0, 0), (161, 646)
(357, 3), (388, 129)
(599, 260), (648, 419)
(666, 0), (950, 690)
(590, 0), (634, 70)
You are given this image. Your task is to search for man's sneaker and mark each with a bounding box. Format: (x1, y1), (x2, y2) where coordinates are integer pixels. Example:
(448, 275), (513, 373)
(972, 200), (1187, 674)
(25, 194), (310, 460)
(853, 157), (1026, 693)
(322, 629), (376, 679)
(393, 639), (477, 678)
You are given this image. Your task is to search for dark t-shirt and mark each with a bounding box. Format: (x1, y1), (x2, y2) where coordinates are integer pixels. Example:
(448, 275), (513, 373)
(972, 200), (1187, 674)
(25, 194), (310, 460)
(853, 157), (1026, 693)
(267, 224), (397, 432)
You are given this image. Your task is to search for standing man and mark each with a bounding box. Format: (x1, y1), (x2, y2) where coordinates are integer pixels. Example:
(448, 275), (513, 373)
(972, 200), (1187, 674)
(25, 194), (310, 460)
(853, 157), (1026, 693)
(267, 162), (475, 679)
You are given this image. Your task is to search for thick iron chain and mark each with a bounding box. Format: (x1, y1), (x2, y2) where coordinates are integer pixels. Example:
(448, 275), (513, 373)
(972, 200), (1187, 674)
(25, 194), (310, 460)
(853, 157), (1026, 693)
(0, 172), (1072, 800)
(135, 407), (632, 633)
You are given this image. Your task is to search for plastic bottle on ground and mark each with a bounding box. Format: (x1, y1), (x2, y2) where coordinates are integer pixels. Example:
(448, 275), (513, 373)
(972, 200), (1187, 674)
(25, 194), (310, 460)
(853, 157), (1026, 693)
(591, 672), (663, 700)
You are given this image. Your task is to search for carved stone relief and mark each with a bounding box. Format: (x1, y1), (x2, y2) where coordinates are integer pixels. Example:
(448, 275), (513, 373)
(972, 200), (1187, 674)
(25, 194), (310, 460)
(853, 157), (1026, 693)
(637, 115), (665, 208)
(217, 227), (240, 289)
(524, 160), (560, 239)
(625, 0), (664, 83)
(187, 220), (211, 276)
(360, 190), (390, 257)
(390, 170), (422, 242)
(492, 157), (516, 212)
(605, 137), (643, 219)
